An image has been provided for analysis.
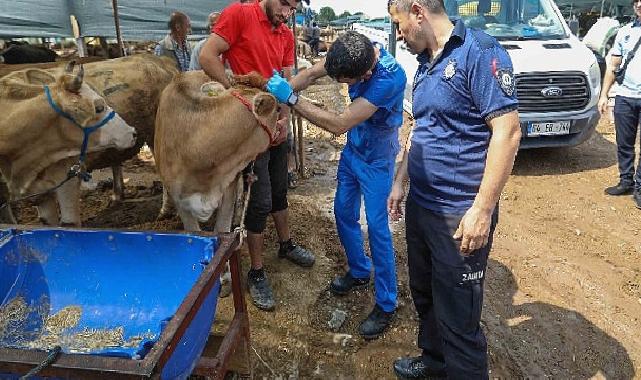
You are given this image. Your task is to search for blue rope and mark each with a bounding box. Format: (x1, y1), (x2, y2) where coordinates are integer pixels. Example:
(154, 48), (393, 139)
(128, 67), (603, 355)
(43, 85), (116, 166)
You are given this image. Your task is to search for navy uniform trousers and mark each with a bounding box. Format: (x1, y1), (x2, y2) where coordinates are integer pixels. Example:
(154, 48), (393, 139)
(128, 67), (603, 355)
(405, 195), (498, 380)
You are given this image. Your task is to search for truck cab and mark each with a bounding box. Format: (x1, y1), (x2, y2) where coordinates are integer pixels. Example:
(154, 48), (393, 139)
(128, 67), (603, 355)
(395, 0), (602, 148)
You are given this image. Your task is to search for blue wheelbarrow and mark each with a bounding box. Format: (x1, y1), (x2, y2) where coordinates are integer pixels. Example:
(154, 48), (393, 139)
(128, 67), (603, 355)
(0, 226), (250, 379)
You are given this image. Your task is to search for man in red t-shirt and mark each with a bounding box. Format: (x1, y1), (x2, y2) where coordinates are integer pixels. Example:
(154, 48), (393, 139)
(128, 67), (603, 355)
(199, 0), (315, 312)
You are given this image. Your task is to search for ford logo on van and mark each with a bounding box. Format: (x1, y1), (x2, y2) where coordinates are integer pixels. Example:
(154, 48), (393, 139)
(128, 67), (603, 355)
(541, 86), (563, 97)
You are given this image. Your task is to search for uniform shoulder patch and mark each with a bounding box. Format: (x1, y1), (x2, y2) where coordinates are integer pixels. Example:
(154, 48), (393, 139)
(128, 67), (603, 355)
(443, 59), (457, 80)
(495, 68), (515, 96)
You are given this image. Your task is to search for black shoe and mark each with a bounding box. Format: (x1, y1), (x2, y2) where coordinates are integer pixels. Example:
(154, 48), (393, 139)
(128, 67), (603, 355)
(329, 272), (369, 296)
(605, 181), (634, 196)
(278, 239), (315, 267)
(247, 269), (275, 311)
(359, 304), (395, 340)
(634, 190), (641, 209)
(393, 356), (447, 379)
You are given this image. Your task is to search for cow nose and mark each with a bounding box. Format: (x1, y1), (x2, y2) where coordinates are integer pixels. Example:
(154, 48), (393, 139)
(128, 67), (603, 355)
(132, 130), (138, 140)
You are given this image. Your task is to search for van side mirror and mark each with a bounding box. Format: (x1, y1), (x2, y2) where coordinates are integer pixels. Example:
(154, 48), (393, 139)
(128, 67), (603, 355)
(568, 19), (579, 35)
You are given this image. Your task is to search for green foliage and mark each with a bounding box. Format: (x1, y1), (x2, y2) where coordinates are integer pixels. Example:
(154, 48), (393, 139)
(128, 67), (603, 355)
(318, 6), (337, 22)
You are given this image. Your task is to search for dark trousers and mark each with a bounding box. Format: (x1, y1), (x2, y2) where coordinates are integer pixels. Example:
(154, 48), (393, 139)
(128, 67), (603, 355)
(405, 196), (498, 380)
(244, 142), (289, 234)
(614, 96), (641, 189)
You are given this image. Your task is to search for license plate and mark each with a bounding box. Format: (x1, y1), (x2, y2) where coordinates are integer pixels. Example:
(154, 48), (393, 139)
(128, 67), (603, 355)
(527, 121), (571, 136)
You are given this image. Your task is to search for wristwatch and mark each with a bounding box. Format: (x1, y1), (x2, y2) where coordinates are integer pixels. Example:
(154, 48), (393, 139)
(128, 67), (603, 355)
(286, 92), (299, 107)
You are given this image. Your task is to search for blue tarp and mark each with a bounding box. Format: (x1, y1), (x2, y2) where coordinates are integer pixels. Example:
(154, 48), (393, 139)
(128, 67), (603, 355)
(0, 0), (233, 40)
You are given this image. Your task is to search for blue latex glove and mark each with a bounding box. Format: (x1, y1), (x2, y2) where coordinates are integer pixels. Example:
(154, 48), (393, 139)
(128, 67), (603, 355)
(266, 69), (293, 104)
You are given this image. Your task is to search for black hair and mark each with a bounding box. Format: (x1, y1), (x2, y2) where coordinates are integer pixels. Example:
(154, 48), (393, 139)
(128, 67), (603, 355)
(324, 31), (375, 80)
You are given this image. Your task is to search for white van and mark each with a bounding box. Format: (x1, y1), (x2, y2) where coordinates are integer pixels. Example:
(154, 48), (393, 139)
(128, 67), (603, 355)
(393, 0), (602, 148)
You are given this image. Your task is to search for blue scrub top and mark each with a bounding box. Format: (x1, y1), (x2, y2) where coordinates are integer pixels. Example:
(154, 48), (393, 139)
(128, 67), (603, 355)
(346, 45), (407, 162)
(409, 20), (518, 214)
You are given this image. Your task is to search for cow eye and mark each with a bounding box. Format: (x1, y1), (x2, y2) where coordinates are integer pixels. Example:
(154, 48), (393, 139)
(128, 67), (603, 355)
(95, 104), (105, 114)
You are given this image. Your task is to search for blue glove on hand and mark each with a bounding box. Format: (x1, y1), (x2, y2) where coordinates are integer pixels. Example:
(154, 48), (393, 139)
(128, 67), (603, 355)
(266, 69), (293, 104)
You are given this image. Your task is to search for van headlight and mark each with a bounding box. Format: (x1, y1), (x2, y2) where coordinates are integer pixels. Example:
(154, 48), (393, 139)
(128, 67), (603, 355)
(589, 62), (601, 89)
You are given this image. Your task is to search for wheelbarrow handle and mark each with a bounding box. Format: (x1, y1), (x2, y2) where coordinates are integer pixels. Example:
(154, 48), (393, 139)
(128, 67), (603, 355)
(19, 346), (62, 380)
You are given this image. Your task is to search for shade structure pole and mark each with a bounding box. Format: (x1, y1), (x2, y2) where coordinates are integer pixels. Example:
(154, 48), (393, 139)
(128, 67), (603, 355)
(112, 0), (126, 56)
(291, 12), (305, 178)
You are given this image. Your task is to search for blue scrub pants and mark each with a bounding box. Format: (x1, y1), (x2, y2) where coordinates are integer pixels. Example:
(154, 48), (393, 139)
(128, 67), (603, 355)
(334, 146), (397, 313)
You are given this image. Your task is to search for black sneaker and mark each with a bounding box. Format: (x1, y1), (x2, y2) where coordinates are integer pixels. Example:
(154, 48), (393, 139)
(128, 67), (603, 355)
(393, 356), (447, 379)
(634, 190), (641, 209)
(605, 181), (634, 196)
(247, 269), (275, 311)
(278, 239), (315, 267)
(329, 272), (369, 296)
(359, 304), (395, 340)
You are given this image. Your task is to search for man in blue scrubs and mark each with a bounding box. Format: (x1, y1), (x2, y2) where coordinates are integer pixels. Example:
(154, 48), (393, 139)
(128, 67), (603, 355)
(388, 0), (521, 378)
(267, 31), (407, 339)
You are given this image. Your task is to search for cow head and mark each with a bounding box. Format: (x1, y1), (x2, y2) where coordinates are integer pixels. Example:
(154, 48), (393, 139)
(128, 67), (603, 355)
(17, 62), (136, 153)
(51, 61), (136, 151)
(251, 93), (280, 136)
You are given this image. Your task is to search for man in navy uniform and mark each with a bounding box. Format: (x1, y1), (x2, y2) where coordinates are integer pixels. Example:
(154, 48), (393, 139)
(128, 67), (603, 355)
(388, 0), (521, 378)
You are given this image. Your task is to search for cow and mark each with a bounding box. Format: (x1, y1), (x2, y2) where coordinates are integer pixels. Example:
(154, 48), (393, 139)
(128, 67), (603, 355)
(154, 70), (279, 232)
(0, 43), (58, 64)
(0, 55), (177, 225)
(82, 54), (178, 202)
(154, 71), (279, 296)
(0, 61), (136, 226)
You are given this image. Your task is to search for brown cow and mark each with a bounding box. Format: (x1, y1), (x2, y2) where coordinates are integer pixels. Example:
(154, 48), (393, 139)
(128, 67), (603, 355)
(82, 54), (178, 202)
(0, 62), (136, 225)
(155, 71), (278, 296)
(154, 70), (279, 233)
(0, 55), (177, 226)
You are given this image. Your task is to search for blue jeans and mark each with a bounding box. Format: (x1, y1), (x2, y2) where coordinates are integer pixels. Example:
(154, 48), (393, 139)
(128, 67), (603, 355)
(334, 147), (397, 313)
(614, 96), (641, 189)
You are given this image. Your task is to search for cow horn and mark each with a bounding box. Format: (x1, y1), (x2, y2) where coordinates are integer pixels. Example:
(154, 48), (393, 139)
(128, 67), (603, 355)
(65, 60), (76, 73)
(66, 64), (84, 93)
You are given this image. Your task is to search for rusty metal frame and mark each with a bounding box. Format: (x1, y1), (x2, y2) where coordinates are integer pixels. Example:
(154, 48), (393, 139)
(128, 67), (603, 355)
(0, 225), (251, 379)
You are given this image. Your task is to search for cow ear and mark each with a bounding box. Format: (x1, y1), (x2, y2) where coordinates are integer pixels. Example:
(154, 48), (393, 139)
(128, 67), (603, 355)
(252, 93), (277, 117)
(23, 69), (55, 86)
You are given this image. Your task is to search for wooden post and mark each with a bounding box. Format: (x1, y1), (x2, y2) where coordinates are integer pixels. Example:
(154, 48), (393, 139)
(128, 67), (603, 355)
(389, 18), (397, 57)
(297, 116), (305, 178)
(291, 13), (305, 178)
(111, 0), (126, 56)
(98, 37), (110, 58)
(70, 15), (87, 58)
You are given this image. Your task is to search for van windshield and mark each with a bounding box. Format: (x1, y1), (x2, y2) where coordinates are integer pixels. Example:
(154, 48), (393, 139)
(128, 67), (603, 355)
(444, 0), (568, 40)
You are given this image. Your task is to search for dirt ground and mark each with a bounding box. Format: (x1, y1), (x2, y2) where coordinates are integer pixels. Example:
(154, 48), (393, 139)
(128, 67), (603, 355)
(11, 77), (641, 379)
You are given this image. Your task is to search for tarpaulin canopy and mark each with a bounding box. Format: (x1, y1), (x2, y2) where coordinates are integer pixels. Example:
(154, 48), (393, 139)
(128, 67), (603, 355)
(0, 0), (234, 40)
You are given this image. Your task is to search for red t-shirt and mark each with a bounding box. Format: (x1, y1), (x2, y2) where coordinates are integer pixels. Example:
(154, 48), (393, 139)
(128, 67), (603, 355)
(213, 1), (295, 78)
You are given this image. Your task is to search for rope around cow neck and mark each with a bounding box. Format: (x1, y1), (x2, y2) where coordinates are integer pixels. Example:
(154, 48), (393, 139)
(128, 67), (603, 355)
(229, 91), (278, 145)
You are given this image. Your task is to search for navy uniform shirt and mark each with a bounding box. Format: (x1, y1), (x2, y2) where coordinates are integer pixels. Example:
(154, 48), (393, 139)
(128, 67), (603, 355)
(347, 45), (407, 162)
(409, 20), (518, 214)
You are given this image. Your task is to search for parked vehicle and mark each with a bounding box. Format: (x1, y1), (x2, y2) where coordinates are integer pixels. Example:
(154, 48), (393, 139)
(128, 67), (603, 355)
(394, 0), (603, 148)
